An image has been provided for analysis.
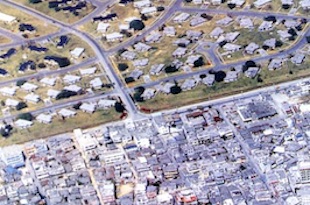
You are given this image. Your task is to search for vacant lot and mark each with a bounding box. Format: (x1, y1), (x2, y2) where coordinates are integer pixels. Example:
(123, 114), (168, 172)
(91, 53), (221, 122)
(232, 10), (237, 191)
(0, 108), (121, 146)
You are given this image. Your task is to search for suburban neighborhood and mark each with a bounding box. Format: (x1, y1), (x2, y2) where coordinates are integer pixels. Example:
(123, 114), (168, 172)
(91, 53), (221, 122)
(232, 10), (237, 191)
(0, 0), (309, 204)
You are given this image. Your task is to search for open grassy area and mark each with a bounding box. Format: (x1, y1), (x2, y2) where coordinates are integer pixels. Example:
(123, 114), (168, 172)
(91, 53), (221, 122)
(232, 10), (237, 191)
(138, 55), (310, 111)
(0, 108), (121, 146)
(13, 0), (95, 24)
(0, 35), (11, 44)
(0, 4), (58, 38)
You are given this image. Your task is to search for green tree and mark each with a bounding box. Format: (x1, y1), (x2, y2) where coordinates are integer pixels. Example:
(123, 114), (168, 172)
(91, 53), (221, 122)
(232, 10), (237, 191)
(129, 20), (145, 31)
(18, 112), (34, 121)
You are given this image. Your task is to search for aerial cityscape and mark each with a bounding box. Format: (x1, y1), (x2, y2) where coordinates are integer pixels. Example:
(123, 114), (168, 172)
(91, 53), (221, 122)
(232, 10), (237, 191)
(0, 0), (309, 204)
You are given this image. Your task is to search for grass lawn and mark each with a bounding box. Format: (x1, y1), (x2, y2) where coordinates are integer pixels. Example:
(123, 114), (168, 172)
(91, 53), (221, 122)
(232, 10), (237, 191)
(13, 0), (95, 24)
(0, 109), (121, 146)
(0, 36), (11, 44)
(0, 4), (59, 38)
(138, 56), (310, 111)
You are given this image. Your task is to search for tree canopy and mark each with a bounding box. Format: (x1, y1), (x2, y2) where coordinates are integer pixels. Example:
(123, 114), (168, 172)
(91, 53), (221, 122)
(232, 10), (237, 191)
(129, 20), (145, 31)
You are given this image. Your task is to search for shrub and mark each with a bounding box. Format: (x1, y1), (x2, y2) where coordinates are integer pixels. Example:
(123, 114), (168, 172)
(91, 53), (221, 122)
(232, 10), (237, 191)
(16, 102), (28, 111)
(118, 63), (129, 71)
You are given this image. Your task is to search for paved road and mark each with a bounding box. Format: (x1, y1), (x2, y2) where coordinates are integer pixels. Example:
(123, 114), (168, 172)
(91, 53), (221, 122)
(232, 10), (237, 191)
(0, 27), (24, 43)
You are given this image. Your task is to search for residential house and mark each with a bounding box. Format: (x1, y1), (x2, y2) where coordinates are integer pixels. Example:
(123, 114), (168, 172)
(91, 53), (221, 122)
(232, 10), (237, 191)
(223, 43), (241, 52)
(268, 58), (283, 70)
(172, 47), (187, 58)
(141, 88), (156, 100)
(90, 77), (103, 89)
(145, 31), (162, 43)
(186, 30), (203, 41)
(5, 98), (19, 107)
(150, 64), (165, 75)
(224, 71), (240, 82)
(79, 67), (97, 76)
(210, 27), (224, 39)
(97, 22), (110, 33)
(186, 55), (201, 66)
(281, 0), (293, 6)
(291, 53), (305, 65)
(134, 0), (151, 8)
(254, 0), (272, 8)
(134, 42), (151, 52)
(0, 12), (16, 23)
(300, 0), (310, 9)
(97, 99), (116, 109)
(258, 21), (273, 31)
(239, 18), (254, 29)
(159, 82), (174, 94)
(263, 38), (276, 49)
(229, 0), (246, 7)
(245, 67), (260, 78)
(36, 113), (53, 124)
(24, 93), (40, 103)
(47, 89), (60, 99)
(63, 74), (81, 84)
(129, 69), (143, 80)
(216, 17), (233, 26)
(64, 85), (82, 93)
(21, 82), (38, 92)
(173, 38), (191, 47)
(163, 26), (176, 37)
(190, 16), (206, 27)
(58, 108), (76, 118)
(277, 30), (292, 41)
(80, 103), (96, 113)
(70, 47), (85, 58)
(121, 51), (137, 60)
(40, 77), (57, 86)
(181, 79), (197, 91)
(141, 7), (157, 15)
(245, 42), (260, 54)
(173, 13), (190, 23)
(224, 32), (240, 42)
(202, 74), (215, 86)
(133, 58), (149, 67)
(14, 119), (33, 129)
(0, 87), (17, 96)
(106, 32), (124, 42)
